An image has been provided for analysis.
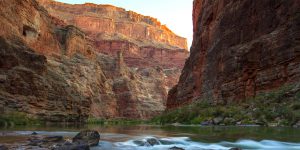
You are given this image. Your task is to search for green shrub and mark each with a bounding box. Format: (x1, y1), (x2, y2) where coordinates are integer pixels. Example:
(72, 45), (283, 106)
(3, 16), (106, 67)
(87, 117), (145, 125)
(0, 112), (40, 127)
(190, 116), (206, 124)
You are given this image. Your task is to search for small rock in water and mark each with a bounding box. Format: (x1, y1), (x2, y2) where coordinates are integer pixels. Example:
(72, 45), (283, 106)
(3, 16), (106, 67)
(159, 139), (174, 145)
(73, 130), (100, 147)
(31, 132), (38, 135)
(229, 148), (242, 150)
(133, 140), (145, 146)
(169, 146), (185, 150)
(146, 138), (160, 146)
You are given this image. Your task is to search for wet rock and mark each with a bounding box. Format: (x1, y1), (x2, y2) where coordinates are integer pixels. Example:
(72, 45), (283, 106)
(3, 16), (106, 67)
(133, 140), (147, 146)
(229, 148), (242, 150)
(159, 139), (174, 145)
(32, 132), (38, 135)
(53, 142), (90, 150)
(201, 120), (213, 126)
(0, 145), (8, 150)
(28, 135), (65, 147)
(73, 130), (100, 146)
(133, 138), (161, 147)
(169, 146), (185, 150)
(28, 137), (45, 146)
(44, 136), (64, 143)
(146, 138), (160, 146)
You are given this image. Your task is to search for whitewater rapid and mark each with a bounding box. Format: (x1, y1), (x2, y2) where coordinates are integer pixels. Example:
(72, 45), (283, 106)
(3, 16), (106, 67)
(112, 136), (300, 150)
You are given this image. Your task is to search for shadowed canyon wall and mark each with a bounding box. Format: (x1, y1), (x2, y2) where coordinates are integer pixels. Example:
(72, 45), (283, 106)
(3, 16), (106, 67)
(0, 0), (190, 121)
(38, 0), (189, 69)
(167, 0), (300, 109)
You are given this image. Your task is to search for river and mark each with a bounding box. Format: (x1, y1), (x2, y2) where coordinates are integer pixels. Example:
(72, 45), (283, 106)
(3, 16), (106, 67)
(0, 125), (300, 150)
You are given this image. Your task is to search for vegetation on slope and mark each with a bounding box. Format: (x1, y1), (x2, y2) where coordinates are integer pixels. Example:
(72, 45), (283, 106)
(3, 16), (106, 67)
(87, 117), (145, 125)
(0, 112), (41, 127)
(152, 84), (300, 127)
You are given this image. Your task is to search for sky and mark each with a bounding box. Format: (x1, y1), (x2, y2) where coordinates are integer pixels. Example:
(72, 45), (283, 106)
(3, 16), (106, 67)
(56, 0), (194, 48)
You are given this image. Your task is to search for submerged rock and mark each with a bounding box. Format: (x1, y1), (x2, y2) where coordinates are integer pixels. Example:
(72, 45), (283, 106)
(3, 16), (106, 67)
(133, 137), (161, 147)
(73, 130), (100, 147)
(169, 146), (185, 150)
(229, 148), (242, 150)
(146, 138), (160, 146)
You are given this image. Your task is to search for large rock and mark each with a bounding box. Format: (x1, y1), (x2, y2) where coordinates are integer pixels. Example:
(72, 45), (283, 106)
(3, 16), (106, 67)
(0, 145), (8, 150)
(167, 0), (300, 108)
(72, 130), (100, 147)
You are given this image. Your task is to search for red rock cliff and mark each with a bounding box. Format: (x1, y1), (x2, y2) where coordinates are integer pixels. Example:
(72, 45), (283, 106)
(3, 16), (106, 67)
(38, 0), (189, 69)
(0, 0), (171, 121)
(167, 0), (300, 108)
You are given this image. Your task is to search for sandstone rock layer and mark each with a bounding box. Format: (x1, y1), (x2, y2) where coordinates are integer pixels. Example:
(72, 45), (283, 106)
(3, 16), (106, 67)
(0, 0), (175, 121)
(167, 0), (300, 108)
(38, 0), (189, 69)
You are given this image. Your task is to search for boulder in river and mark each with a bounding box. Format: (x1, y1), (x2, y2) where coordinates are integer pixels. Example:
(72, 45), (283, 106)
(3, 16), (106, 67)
(72, 130), (100, 146)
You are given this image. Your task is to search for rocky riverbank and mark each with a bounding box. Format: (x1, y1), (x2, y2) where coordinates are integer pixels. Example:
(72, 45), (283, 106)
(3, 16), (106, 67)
(0, 130), (99, 150)
(153, 84), (300, 127)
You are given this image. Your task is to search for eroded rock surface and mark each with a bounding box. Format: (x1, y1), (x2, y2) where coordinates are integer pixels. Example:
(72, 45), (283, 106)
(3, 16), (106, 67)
(38, 0), (189, 69)
(0, 0), (177, 121)
(167, 0), (300, 108)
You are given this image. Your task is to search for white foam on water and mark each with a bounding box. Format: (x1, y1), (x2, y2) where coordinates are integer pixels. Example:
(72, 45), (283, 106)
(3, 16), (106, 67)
(114, 136), (300, 150)
(115, 136), (229, 150)
(219, 139), (300, 150)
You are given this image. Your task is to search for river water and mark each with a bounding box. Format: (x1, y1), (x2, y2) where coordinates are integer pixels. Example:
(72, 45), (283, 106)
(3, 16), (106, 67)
(0, 125), (300, 150)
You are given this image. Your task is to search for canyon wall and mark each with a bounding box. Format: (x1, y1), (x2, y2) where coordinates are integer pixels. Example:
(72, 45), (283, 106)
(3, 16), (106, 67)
(38, 0), (189, 69)
(0, 0), (172, 121)
(167, 0), (300, 108)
